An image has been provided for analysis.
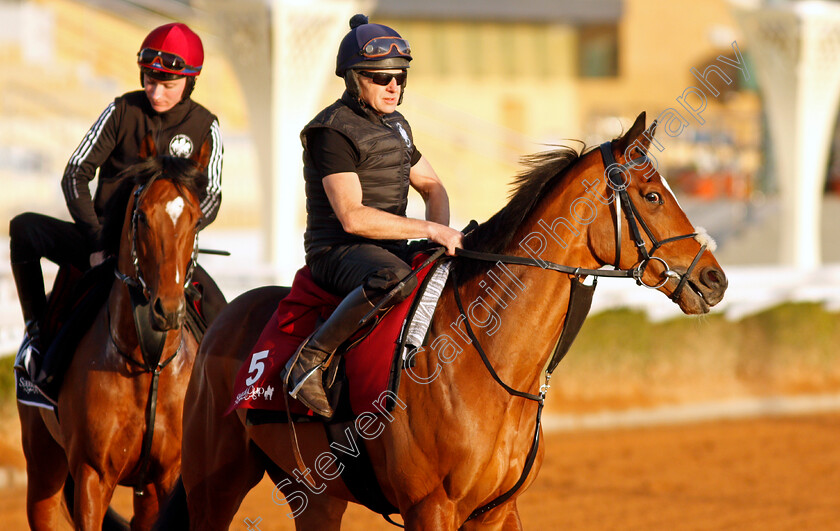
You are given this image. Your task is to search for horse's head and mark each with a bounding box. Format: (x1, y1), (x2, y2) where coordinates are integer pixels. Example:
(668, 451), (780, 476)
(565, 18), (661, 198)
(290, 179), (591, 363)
(584, 112), (727, 314)
(132, 174), (203, 329)
(109, 137), (211, 331)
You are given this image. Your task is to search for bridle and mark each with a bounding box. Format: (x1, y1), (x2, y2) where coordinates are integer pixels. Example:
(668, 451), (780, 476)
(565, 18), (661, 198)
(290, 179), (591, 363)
(599, 141), (707, 300)
(453, 139), (710, 523)
(113, 183), (200, 298)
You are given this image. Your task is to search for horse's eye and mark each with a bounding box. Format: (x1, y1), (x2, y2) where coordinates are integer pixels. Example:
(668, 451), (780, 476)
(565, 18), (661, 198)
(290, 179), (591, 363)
(645, 192), (662, 204)
(137, 211), (148, 225)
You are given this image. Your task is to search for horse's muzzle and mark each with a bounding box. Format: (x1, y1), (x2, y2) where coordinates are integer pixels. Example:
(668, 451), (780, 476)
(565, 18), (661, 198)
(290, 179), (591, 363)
(151, 296), (186, 331)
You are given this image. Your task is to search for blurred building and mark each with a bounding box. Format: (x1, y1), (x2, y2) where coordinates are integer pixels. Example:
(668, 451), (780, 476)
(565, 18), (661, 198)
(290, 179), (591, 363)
(370, 0), (763, 219)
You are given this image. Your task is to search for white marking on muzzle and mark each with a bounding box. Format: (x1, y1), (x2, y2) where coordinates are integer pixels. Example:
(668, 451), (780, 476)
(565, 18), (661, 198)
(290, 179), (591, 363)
(694, 226), (717, 252)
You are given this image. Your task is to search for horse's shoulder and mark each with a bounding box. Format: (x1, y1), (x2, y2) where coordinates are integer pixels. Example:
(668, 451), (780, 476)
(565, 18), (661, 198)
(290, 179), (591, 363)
(230, 285), (290, 311)
(205, 285), (288, 343)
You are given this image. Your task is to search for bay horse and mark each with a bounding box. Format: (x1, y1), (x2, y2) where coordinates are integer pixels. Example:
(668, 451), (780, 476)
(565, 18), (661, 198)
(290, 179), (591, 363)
(17, 139), (211, 530)
(166, 112), (727, 530)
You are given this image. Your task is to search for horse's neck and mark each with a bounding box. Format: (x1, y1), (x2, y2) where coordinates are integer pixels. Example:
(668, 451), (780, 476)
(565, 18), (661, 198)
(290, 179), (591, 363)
(446, 258), (573, 396)
(441, 167), (604, 396)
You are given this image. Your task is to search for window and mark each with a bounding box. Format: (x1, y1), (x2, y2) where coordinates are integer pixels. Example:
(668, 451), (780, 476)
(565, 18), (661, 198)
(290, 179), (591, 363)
(578, 25), (618, 78)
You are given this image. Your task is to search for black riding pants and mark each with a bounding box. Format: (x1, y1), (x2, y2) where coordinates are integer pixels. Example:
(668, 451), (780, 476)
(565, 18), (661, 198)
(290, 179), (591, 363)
(307, 242), (426, 303)
(10, 212), (90, 270)
(9, 212), (225, 324)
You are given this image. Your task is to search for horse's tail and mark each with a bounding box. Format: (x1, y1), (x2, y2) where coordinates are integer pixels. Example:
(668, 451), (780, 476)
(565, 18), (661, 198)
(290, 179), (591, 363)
(151, 475), (190, 531)
(61, 474), (130, 530)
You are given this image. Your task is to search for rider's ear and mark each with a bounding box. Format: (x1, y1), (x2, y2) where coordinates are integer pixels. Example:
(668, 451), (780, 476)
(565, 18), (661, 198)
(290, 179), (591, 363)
(139, 133), (158, 159)
(615, 111), (647, 155)
(191, 138), (212, 173)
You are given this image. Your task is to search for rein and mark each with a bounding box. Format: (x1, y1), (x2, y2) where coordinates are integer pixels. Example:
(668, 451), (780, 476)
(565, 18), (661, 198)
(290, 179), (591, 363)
(457, 140), (708, 522)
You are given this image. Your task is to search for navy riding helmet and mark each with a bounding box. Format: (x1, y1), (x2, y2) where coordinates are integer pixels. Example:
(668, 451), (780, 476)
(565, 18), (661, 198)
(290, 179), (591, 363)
(335, 14), (412, 77)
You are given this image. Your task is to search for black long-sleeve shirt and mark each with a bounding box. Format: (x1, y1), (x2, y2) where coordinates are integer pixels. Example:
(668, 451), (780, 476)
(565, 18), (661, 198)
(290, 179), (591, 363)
(61, 90), (223, 250)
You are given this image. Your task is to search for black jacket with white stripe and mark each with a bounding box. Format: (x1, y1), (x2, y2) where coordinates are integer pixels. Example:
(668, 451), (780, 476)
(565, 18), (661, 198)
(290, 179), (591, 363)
(61, 90), (223, 250)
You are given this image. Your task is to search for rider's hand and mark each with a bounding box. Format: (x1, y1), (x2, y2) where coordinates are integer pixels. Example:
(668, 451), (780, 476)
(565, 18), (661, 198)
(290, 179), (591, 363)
(89, 251), (106, 267)
(429, 224), (464, 256)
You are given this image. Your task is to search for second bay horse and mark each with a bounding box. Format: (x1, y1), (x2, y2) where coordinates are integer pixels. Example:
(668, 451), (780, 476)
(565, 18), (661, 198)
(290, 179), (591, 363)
(18, 141), (210, 530)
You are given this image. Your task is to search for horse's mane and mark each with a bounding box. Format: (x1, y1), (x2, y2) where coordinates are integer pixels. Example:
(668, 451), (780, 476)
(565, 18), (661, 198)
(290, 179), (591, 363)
(463, 146), (586, 253)
(456, 144), (597, 279)
(101, 156), (208, 256)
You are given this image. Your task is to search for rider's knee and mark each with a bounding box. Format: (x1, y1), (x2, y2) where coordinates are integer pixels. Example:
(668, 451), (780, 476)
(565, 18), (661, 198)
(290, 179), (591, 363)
(364, 266), (417, 303)
(9, 213), (41, 262)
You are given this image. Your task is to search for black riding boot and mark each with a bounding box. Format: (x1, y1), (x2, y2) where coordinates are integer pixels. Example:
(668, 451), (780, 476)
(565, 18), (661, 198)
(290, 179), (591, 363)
(282, 285), (375, 417)
(11, 261), (47, 381)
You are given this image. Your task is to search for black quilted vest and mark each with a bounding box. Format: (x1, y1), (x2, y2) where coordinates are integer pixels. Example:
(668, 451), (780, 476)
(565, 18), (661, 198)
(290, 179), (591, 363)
(302, 92), (414, 260)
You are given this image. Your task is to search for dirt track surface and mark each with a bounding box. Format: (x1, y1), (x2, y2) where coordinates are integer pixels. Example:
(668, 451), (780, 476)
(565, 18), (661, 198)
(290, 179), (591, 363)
(1, 412), (838, 530)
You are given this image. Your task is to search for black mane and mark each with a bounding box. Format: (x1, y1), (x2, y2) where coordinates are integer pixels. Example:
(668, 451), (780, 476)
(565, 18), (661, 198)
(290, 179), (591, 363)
(463, 146), (583, 252)
(455, 144), (599, 280)
(100, 156), (208, 256)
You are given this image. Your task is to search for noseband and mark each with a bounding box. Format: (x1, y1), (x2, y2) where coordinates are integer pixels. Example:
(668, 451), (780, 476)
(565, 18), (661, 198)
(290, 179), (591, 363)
(114, 183), (200, 299)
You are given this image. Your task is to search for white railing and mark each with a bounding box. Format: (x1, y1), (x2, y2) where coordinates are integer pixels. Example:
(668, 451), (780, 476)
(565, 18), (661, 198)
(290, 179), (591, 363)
(2, 256), (839, 356)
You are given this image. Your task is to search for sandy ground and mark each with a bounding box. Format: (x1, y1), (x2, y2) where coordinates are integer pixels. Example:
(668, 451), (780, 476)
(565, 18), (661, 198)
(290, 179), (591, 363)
(1, 411), (838, 530)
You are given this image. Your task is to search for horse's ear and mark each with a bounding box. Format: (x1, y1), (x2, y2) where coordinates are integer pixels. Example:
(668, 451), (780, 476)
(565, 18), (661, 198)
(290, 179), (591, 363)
(139, 133), (158, 159)
(191, 138), (212, 172)
(615, 111), (647, 154)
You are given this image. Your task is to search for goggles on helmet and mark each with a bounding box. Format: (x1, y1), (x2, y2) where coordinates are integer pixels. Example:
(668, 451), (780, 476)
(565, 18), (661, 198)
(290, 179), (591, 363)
(359, 37), (411, 58)
(138, 48), (202, 75)
(357, 70), (407, 86)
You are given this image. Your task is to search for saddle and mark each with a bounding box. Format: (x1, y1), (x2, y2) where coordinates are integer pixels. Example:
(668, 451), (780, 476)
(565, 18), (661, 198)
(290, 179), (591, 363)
(228, 255), (451, 421)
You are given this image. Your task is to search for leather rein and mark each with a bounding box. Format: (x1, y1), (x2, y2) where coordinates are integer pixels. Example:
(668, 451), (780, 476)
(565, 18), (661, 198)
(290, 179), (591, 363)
(456, 140), (708, 523)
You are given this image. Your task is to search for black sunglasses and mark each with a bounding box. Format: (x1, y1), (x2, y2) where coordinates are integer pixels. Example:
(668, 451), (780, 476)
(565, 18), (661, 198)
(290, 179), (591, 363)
(357, 70), (407, 86)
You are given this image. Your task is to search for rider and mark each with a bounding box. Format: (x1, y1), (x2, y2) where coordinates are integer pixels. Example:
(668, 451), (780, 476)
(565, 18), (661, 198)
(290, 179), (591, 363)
(283, 14), (464, 417)
(10, 22), (224, 385)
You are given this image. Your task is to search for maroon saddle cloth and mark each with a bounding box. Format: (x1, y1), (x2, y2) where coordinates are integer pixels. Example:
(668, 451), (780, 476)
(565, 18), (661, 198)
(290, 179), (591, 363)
(226, 256), (438, 417)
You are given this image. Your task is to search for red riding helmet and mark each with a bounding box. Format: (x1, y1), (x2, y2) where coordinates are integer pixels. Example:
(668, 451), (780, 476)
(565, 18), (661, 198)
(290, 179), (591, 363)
(137, 23), (203, 77)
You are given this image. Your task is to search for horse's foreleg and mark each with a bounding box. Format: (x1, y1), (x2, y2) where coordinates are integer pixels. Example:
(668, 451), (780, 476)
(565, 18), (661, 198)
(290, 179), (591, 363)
(73, 463), (116, 530)
(18, 406), (69, 530)
(402, 487), (459, 531)
(457, 500), (523, 531)
(266, 468), (348, 531)
(182, 393), (265, 528)
(130, 485), (161, 531)
(291, 493), (348, 531)
(131, 466), (180, 530)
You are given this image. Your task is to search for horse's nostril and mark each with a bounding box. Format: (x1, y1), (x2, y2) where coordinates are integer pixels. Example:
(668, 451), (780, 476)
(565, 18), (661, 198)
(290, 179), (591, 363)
(153, 297), (166, 318)
(702, 268), (726, 288)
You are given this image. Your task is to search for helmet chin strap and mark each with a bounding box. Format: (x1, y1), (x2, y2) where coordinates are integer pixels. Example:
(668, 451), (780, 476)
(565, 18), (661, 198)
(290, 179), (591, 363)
(182, 77), (196, 101)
